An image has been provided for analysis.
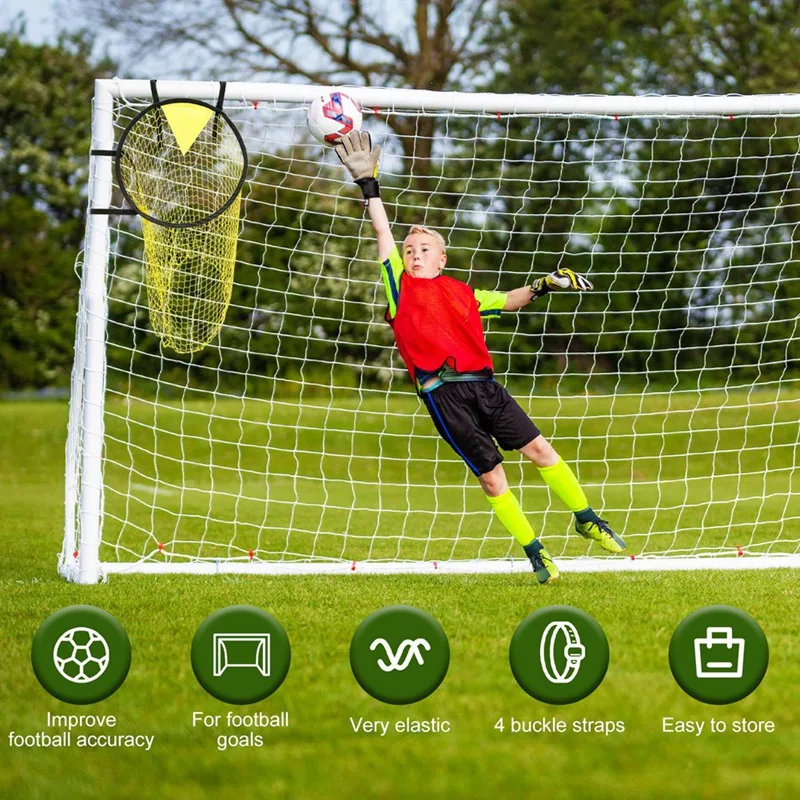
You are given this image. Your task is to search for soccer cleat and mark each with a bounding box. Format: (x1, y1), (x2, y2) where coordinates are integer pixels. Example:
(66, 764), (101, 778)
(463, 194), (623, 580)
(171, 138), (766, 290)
(525, 539), (560, 584)
(575, 517), (626, 553)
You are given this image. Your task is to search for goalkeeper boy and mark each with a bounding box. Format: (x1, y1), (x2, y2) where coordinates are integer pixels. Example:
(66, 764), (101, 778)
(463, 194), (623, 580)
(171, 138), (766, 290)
(335, 131), (626, 584)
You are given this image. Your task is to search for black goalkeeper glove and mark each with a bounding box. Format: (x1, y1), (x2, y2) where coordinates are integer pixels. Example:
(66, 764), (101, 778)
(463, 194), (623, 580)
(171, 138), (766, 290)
(334, 130), (381, 204)
(530, 268), (594, 299)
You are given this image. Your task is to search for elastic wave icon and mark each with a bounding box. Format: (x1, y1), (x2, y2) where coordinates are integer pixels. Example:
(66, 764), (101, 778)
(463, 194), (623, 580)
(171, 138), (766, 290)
(370, 638), (432, 672)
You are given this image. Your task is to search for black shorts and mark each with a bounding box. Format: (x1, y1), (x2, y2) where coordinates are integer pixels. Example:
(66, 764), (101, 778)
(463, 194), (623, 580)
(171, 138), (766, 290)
(420, 381), (541, 476)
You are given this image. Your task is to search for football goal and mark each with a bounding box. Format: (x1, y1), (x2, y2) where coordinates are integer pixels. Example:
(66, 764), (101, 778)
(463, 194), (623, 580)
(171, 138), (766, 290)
(61, 80), (800, 582)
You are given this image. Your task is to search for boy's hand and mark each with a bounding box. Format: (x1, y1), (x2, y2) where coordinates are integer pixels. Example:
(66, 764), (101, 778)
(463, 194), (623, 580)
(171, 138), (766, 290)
(530, 268), (593, 298)
(335, 130), (381, 182)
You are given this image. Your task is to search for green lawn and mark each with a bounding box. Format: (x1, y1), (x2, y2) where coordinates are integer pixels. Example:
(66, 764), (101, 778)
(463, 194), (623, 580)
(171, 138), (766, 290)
(91, 385), (798, 565)
(1, 398), (799, 799)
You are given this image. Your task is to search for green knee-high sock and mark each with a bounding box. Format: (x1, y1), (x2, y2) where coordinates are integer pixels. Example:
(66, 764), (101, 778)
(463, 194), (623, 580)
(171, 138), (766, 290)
(485, 489), (536, 547)
(538, 458), (590, 514)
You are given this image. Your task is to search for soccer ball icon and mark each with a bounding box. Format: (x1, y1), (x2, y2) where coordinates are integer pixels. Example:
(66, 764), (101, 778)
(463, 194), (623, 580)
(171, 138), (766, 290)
(307, 91), (363, 145)
(53, 627), (110, 684)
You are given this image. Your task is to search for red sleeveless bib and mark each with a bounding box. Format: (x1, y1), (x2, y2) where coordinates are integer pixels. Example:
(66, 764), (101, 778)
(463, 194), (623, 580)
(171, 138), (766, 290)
(386, 273), (494, 382)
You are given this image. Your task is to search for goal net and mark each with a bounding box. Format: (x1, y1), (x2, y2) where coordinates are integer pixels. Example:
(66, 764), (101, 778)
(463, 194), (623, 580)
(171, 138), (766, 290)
(61, 81), (800, 582)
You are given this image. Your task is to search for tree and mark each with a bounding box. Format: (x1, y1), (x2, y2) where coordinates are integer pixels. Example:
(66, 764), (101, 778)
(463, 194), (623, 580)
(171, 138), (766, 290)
(55, 0), (798, 395)
(0, 23), (116, 389)
(473, 0), (800, 387)
(70, 0), (495, 177)
(487, 0), (800, 96)
(61, 0), (507, 396)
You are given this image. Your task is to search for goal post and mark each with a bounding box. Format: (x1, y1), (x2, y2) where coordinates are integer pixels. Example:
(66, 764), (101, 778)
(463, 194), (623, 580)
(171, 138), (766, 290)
(61, 79), (800, 583)
(62, 80), (115, 584)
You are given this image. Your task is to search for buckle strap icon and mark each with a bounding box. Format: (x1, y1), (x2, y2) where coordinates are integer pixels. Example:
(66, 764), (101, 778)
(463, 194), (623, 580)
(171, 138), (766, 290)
(540, 621), (586, 684)
(370, 638), (431, 672)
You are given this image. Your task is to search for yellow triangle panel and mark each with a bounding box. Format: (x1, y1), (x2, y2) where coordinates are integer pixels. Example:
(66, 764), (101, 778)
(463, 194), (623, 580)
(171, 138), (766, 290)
(163, 103), (215, 155)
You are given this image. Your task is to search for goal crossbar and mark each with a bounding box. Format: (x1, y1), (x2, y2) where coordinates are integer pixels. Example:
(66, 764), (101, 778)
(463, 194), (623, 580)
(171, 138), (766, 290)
(101, 79), (800, 116)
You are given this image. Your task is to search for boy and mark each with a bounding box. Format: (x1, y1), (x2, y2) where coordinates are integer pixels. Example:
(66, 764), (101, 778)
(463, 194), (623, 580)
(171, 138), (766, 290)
(335, 131), (626, 584)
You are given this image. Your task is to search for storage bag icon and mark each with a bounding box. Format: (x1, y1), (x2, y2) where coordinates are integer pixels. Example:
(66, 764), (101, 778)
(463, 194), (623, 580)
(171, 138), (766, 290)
(694, 627), (745, 679)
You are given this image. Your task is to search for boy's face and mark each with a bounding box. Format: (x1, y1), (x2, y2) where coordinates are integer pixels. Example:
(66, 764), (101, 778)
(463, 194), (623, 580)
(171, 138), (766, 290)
(402, 233), (446, 279)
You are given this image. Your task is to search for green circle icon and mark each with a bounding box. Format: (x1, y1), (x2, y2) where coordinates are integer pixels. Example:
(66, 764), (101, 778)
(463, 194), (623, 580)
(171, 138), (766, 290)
(191, 606), (291, 705)
(31, 606), (131, 704)
(510, 606), (609, 704)
(669, 605), (768, 705)
(350, 605), (449, 705)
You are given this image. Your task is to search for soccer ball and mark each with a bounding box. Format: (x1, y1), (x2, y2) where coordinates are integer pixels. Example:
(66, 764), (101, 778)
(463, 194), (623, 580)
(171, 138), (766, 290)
(307, 91), (363, 145)
(53, 626), (110, 684)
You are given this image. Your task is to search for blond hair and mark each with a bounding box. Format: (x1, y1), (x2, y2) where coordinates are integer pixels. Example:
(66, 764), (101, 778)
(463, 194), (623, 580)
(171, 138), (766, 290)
(403, 225), (446, 252)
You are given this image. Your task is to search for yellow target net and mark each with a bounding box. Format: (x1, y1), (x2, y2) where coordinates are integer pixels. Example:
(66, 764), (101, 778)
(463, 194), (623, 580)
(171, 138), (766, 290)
(117, 100), (246, 353)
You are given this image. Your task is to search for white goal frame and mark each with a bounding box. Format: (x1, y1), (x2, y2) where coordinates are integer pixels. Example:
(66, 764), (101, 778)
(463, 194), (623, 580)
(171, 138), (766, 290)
(61, 79), (800, 583)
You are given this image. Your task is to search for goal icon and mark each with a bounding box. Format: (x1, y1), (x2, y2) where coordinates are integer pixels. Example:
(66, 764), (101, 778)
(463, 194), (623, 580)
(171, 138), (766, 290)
(213, 633), (271, 678)
(61, 80), (800, 582)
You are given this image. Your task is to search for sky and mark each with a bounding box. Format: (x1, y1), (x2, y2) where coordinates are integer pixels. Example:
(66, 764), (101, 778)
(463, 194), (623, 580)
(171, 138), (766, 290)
(1, 0), (61, 43)
(1, 0), (162, 76)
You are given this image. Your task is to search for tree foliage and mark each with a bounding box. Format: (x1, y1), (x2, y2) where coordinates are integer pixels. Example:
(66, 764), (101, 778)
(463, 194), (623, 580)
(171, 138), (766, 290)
(71, 0), (496, 175)
(0, 24), (115, 389)
(5, 2), (799, 391)
(72, 0), (494, 87)
(464, 0), (800, 388)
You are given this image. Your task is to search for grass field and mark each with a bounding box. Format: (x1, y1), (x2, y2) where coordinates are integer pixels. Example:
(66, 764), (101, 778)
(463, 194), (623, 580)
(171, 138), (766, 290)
(2, 398), (799, 799)
(92, 384), (798, 565)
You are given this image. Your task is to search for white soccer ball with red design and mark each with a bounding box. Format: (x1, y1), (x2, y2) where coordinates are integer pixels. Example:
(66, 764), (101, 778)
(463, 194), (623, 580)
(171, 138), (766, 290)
(307, 91), (363, 145)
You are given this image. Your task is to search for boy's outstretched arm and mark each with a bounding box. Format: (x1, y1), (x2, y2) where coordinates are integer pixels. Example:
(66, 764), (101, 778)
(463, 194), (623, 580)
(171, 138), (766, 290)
(366, 197), (395, 262)
(503, 268), (594, 311)
(335, 131), (395, 261)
